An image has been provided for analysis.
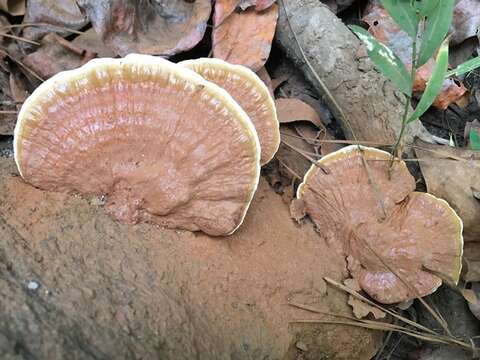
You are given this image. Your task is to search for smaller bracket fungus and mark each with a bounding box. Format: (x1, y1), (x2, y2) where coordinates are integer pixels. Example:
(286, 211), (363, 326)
(14, 54), (261, 236)
(180, 58), (280, 165)
(297, 145), (463, 304)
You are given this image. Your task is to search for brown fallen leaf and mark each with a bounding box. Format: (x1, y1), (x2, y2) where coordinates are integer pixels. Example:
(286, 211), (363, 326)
(0, 0), (24, 16)
(275, 125), (315, 184)
(414, 139), (480, 243)
(463, 243), (480, 282)
(275, 98), (323, 129)
(467, 283), (480, 320)
(213, 0), (276, 26)
(22, 33), (86, 80)
(363, 1), (467, 110)
(461, 288), (478, 304)
(0, 69), (16, 135)
(344, 278), (386, 320)
(256, 66), (274, 96)
(78, 0), (211, 57)
(71, 29), (117, 59)
(22, 0), (88, 41)
(275, 97), (341, 155)
(212, 3), (278, 71)
(451, 0), (480, 45)
(9, 70), (28, 103)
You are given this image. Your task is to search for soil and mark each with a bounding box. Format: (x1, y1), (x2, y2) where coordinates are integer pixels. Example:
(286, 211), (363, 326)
(0, 155), (381, 359)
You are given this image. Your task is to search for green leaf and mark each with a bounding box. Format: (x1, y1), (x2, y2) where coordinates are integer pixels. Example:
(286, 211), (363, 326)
(419, 0), (440, 17)
(408, 39), (449, 123)
(380, 0), (419, 37)
(470, 129), (480, 150)
(350, 25), (412, 96)
(417, 0), (455, 67)
(445, 56), (480, 78)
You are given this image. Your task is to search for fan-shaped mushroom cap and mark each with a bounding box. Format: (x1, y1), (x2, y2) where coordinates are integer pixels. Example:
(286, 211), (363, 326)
(180, 58), (279, 165)
(14, 54), (261, 236)
(297, 145), (463, 304)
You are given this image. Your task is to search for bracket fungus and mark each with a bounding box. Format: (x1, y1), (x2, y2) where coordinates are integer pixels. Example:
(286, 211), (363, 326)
(14, 54), (261, 236)
(180, 58), (280, 165)
(296, 145), (463, 304)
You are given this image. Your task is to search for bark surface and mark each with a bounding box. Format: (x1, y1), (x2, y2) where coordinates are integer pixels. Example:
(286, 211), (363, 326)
(275, 0), (431, 145)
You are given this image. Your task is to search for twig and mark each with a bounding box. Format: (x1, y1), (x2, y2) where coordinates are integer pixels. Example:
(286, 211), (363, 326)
(1, 23), (84, 35)
(277, 159), (302, 180)
(0, 33), (40, 46)
(0, 48), (44, 82)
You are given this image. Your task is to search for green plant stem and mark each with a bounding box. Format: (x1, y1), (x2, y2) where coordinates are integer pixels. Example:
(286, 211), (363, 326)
(389, 30), (418, 170)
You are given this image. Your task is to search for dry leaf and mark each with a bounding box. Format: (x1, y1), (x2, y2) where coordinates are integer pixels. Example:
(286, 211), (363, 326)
(463, 243), (480, 282)
(363, 1), (467, 110)
(451, 0), (480, 45)
(414, 139), (480, 243)
(71, 29), (117, 59)
(276, 125), (314, 182)
(213, 0), (276, 25)
(22, 33), (86, 80)
(212, 4), (278, 71)
(275, 98), (324, 128)
(0, 69), (16, 135)
(344, 278), (386, 319)
(256, 66), (274, 96)
(461, 288), (478, 304)
(8, 71), (28, 103)
(0, 0), (24, 16)
(78, 0), (211, 57)
(22, 0), (88, 41)
(468, 283), (480, 320)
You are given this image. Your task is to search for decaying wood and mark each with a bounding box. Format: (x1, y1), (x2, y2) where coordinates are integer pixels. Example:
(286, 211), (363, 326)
(275, 0), (432, 146)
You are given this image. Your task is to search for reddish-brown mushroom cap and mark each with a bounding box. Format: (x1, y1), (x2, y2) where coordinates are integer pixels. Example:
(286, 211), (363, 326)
(179, 58), (279, 165)
(14, 54), (261, 236)
(297, 145), (463, 304)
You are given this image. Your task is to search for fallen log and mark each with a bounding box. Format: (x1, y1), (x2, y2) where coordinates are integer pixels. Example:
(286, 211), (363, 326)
(275, 0), (431, 146)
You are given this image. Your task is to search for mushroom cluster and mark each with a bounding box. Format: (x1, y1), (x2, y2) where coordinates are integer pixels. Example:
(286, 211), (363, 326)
(14, 55), (279, 236)
(296, 145), (463, 304)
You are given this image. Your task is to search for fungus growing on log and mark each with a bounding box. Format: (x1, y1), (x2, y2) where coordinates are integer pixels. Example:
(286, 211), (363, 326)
(296, 145), (463, 304)
(14, 54), (261, 236)
(180, 58), (279, 165)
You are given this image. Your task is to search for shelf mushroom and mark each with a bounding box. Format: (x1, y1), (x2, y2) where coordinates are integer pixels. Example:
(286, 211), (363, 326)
(180, 58), (280, 165)
(14, 54), (261, 236)
(296, 145), (463, 304)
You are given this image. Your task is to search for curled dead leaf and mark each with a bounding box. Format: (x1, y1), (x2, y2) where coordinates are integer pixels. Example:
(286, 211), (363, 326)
(414, 139), (480, 243)
(275, 98), (323, 129)
(71, 29), (116, 59)
(256, 67), (274, 96)
(22, 33), (87, 80)
(22, 0), (88, 41)
(463, 243), (480, 282)
(468, 283), (480, 320)
(0, 0), (24, 16)
(78, 0), (211, 57)
(214, 0), (276, 26)
(451, 0), (480, 45)
(461, 288), (478, 305)
(344, 278), (386, 319)
(213, 3), (278, 71)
